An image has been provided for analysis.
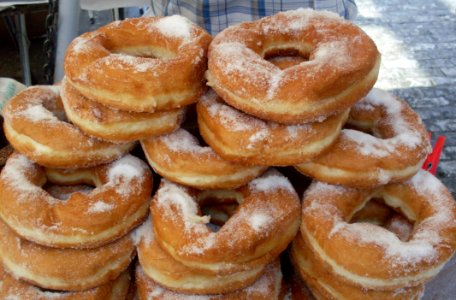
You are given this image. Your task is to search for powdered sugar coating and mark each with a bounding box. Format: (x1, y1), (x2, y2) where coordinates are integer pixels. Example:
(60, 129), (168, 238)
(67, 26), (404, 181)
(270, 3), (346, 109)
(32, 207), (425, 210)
(107, 154), (147, 196)
(87, 201), (114, 213)
(161, 129), (212, 154)
(153, 15), (194, 42)
(343, 88), (428, 158)
(248, 169), (295, 193)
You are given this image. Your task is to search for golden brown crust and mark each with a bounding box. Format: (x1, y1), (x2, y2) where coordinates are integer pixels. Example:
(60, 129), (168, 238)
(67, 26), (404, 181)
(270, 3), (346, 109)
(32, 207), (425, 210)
(64, 17), (212, 113)
(207, 9), (380, 124)
(2, 86), (134, 168)
(300, 171), (456, 290)
(197, 90), (349, 166)
(0, 265), (131, 300)
(135, 261), (283, 300)
(295, 89), (431, 188)
(291, 233), (425, 300)
(135, 216), (266, 294)
(141, 128), (267, 189)
(0, 153), (152, 248)
(151, 170), (301, 274)
(61, 79), (185, 143)
(0, 219), (136, 291)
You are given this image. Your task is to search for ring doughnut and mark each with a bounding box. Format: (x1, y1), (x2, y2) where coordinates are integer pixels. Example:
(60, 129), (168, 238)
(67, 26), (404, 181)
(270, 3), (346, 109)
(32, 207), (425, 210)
(134, 217), (266, 294)
(197, 90), (348, 166)
(291, 233), (425, 300)
(150, 170), (300, 273)
(2, 86), (134, 168)
(0, 219), (135, 291)
(0, 265), (131, 300)
(300, 170), (456, 290)
(141, 128), (267, 189)
(296, 88), (431, 187)
(61, 79), (185, 143)
(0, 153), (152, 248)
(206, 8), (380, 124)
(135, 261), (282, 300)
(64, 16), (211, 112)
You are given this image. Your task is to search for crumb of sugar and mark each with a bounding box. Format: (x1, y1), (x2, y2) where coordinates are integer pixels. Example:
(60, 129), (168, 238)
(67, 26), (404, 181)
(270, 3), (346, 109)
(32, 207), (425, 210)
(248, 213), (273, 232)
(87, 201), (114, 213)
(153, 15), (193, 41)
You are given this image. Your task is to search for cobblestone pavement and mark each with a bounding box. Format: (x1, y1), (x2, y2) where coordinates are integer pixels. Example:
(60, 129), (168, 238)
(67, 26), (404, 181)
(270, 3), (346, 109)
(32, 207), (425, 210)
(355, 0), (456, 194)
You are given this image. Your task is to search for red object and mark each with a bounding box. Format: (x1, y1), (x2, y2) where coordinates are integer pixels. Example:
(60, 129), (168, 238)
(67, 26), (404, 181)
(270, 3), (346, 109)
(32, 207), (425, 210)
(422, 133), (446, 175)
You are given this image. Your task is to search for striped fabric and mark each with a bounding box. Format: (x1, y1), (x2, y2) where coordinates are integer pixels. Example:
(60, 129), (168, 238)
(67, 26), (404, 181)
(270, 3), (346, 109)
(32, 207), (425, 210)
(146, 0), (357, 34)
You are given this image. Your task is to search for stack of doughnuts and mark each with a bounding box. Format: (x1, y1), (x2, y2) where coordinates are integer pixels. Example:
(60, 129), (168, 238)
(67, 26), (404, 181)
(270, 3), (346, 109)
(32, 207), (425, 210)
(0, 7), (455, 300)
(134, 170), (300, 298)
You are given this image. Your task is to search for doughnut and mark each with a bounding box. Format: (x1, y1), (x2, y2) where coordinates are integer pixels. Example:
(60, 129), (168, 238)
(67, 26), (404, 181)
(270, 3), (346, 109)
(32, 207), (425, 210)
(2, 86), (134, 168)
(206, 8), (380, 124)
(0, 153), (152, 248)
(134, 217), (266, 294)
(300, 170), (456, 290)
(61, 79), (185, 143)
(64, 16), (211, 113)
(135, 261), (283, 300)
(291, 233), (425, 300)
(0, 218), (135, 291)
(150, 170), (300, 273)
(296, 88), (431, 187)
(0, 265), (131, 300)
(197, 90), (348, 166)
(141, 128), (267, 189)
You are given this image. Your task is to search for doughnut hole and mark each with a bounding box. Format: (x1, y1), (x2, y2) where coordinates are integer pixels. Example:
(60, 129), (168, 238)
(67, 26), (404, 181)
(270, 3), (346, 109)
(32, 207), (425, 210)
(350, 197), (414, 242)
(196, 190), (241, 232)
(43, 168), (100, 200)
(264, 48), (309, 70)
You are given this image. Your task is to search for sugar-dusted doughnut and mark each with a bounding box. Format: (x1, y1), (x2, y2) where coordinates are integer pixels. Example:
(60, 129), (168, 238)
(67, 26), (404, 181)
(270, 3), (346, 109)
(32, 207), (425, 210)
(2, 86), (134, 168)
(61, 79), (185, 143)
(151, 170), (300, 273)
(296, 88), (431, 187)
(207, 8), (380, 124)
(291, 233), (425, 300)
(135, 261), (283, 300)
(0, 153), (152, 248)
(141, 128), (267, 189)
(0, 265), (131, 300)
(64, 16), (211, 113)
(300, 170), (456, 290)
(0, 219), (135, 291)
(134, 217), (266, 294)
(197, 90), (348, 166)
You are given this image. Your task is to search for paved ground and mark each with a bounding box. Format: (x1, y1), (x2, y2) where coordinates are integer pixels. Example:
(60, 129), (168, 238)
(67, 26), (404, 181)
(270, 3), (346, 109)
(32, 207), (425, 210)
(355, 0), (456, 195)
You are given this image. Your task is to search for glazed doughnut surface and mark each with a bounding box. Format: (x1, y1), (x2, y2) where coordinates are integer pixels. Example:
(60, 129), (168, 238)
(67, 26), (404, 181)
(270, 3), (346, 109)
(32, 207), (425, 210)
(0, 218), (135, 291)
(300, 170), (456, 290)
(64, 16), (211, 112)
(207, 8), (380, 124)
(296, 88), (431, 187)
(197, 90), (348, 166)
(141, 128), (267, 189)
(2, 86), (133, 168)
(61, 78), (185, 143)
(0, 153), (152, 248)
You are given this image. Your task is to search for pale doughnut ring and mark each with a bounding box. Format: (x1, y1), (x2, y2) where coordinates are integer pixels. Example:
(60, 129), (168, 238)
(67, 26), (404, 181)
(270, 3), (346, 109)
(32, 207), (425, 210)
(207, 8), (380, 124)
(296, 88), (431, 188)
(0, 153), (152, 248)
(134, 217), (266, 294)
(64, 16), (211, 113)
(61, 78), (185, 143)
(0, 219), (135, 291)
(2, 86), (134, 168)
(0, 265), (132, 300)
(300, 170), (456, 290)
(151, 170), (300, 273)
(291, 233), (425, 300)
(140, 128), (267, 189)
(197, 90), (349, 166)
(135, 261), (283, 300)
